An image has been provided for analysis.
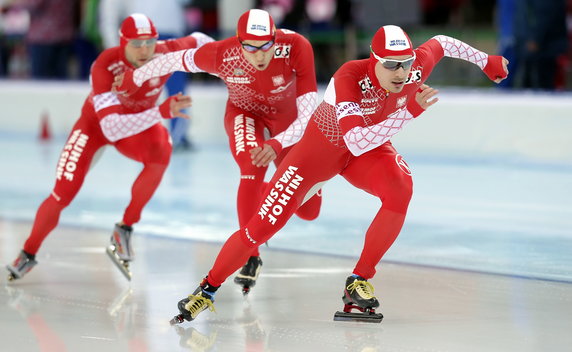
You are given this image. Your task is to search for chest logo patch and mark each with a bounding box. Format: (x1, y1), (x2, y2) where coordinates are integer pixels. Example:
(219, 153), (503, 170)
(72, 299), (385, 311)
(234, 68), (245, 76)
(405, 69), (422, 85)
(358, 77), (374, 93)
(274, 45), (291, 58)
(272, 75), (285, 86)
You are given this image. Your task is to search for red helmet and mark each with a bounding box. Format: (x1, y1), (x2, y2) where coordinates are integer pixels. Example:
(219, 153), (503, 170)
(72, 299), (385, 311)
(236, 9), (276, 42)
(119, 13), (158, 47)
(370, 25), (413, 59)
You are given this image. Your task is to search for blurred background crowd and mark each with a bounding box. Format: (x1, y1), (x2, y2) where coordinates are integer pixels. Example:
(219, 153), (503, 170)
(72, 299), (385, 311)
(0, 0), (571, 90)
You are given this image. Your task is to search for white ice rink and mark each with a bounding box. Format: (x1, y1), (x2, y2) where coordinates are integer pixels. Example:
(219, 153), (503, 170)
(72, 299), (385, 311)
(0, 84), (571, 351)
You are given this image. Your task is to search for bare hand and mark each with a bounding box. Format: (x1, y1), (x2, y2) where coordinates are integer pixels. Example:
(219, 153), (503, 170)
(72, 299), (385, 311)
(415, 84), (439, 109)
(170, 92), (192, 119)
(250, 144), (277, 167)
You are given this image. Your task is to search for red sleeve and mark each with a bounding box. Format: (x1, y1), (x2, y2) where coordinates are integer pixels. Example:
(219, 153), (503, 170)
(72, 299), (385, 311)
(289, 33), (318, 97)
(406, 93), (425, 118)
(193, 41), (221, 74)
(90, 55), (113, 96)
(90, 56), (122, 121)
(160, 36), (199, 51)
(332, 62), (366, 133)
(413, 38), (445, 79)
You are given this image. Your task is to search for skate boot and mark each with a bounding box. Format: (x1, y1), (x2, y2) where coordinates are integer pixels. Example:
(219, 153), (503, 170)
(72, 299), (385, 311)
(6, 250), (38, 281)
(233, 256), (263, 295)
(106, 223), (134, 281)
(170, 278), (218, 325)
(333, 275), (383, 323)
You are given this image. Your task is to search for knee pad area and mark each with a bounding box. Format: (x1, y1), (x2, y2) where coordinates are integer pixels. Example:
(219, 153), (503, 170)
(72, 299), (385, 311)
(370, 167), (413, 214)
(238, 228), (263, 248)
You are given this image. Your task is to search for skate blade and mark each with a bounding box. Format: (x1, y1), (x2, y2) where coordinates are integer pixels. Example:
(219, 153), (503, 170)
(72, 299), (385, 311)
(333, 311), (383, 323)
(234, 277), (255, 294)
(170, 314), (186, 325)
(6, 266), (19, 282)
(241, 286), (251, 296)
(106, 247), (132, 281)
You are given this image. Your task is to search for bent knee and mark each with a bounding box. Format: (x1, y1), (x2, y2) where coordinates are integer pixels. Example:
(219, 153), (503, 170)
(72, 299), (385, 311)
(376, 177), (413, 214)
(239, 227), (262, 248)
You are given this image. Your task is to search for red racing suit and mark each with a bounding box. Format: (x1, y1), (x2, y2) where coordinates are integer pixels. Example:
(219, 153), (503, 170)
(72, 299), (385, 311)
(203, 35), (508, 285)
(127, 29), (322, 246)
(23, 33), (212, 255)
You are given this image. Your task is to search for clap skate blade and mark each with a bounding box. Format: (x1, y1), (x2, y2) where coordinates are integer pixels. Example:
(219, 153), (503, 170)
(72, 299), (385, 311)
(6, 266), (22, 282)
(170, 313), (186, 325)
(333, 304), (383, 323)
(106, 246), (132, 281)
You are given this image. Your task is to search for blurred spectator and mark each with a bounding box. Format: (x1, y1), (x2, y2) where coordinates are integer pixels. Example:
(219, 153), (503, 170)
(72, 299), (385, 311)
(258, 0), (357, 82)
(99, 0), (195, 149)
(260, 0), (294, 25)
(133, 0), (194, 151)
(0, 3), (29, 77)
(98, 0), (133, 48)
(75, 0), (102, 80)
(496, 0), (517, 89)
(3, 0), (78, 79)
(421, 0), (466, 25)
(513, 0), (568, 90)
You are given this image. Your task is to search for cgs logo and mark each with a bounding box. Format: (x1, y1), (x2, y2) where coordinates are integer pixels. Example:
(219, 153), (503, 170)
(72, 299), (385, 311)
(274, 45), (291, 58)
(405, 69), (422, 85)
(358, 77), (373, 93)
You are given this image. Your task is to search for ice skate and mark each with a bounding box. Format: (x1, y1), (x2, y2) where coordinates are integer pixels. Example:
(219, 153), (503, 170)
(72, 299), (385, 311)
(333, 275), (383, 323)
(170, 280), (218, 325)
(233, 256), (263, 295)
(6, 250), (38, 281)
(106, 223), (134, 281)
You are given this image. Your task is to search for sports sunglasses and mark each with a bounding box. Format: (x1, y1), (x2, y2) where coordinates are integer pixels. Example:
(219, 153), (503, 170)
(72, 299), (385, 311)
(128, 38), (158, 48)
(241, 40), (275, 53)
(370, 46), (416, 71)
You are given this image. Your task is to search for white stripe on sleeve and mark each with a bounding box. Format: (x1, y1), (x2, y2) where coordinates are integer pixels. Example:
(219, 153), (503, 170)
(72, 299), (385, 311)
(343, 108), (415, 156)
(99, 107), (163, 142)
(271, 91), (317, 149)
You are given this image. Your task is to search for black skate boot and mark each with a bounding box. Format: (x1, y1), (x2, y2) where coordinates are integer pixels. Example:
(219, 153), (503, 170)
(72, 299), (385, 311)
(170, 278), (218, 325)
(106, 223), (134, 281)
(6, 250), (37, 281)
(233, 256), (263, 295)
(333, 275), (383, 323)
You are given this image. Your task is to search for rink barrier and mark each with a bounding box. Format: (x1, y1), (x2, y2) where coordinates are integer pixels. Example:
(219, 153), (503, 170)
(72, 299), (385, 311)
(1, 80), (571, 165)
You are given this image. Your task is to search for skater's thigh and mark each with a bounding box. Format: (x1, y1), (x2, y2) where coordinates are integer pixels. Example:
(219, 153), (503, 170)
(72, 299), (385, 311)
(341, 142), (413, 210)
(224, 106), (267, 173)
(246, 124), (346, 242)
(115, 123), (172, 164)
(52, 115), (108, 204)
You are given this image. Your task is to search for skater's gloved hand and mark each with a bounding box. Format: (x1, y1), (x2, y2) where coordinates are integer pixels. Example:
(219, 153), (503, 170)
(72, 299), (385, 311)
(250, 144), (277, 167)
(112, 69), (138, 96)
(483, 55), (509, 83)
(160, 93), (192, 119)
